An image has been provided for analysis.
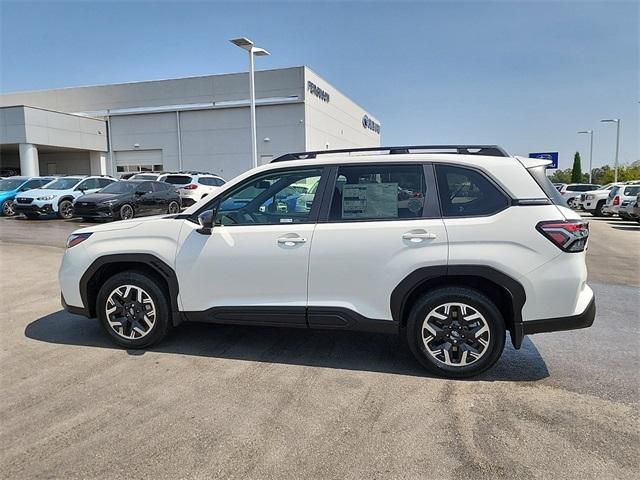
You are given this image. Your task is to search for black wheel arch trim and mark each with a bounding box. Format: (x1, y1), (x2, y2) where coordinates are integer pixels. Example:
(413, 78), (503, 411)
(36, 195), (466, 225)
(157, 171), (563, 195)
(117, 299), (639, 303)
(77, 253), (181, 325)
(390, 265), (527, 348)
(522, 296), (595, 335)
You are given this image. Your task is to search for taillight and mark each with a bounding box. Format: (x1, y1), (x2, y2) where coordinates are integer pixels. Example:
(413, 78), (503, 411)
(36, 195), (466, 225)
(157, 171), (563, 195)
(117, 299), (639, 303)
(536, 220), (589, 252)
(613, 196), (620, 206)
(183, 184), (198, 190)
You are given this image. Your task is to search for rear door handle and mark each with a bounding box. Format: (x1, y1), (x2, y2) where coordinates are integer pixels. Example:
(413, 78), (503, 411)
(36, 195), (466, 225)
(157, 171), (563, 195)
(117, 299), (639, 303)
(403, 232), (437, 242)
(277, 237), (307, 246)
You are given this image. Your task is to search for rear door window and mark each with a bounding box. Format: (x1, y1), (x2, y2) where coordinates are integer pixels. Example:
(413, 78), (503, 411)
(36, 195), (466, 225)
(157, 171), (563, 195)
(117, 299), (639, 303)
(435, 165), (509, 217)
(328, 164), (427, 221)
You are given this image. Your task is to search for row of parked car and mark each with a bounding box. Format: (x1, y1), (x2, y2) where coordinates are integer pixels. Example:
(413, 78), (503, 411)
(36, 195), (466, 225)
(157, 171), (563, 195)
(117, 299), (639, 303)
(0, 171), (226, 221)
(554, 181), (640, 222)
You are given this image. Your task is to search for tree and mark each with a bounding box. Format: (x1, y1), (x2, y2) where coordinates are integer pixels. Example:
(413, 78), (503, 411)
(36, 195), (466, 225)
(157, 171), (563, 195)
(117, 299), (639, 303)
(571, 152), (582, 183)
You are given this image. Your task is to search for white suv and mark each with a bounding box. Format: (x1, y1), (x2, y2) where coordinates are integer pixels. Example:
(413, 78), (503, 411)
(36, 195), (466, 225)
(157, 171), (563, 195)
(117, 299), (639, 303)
(14, 175), (115, 219)
(158, 173), (226, 208)
(59, 146), (595, 378)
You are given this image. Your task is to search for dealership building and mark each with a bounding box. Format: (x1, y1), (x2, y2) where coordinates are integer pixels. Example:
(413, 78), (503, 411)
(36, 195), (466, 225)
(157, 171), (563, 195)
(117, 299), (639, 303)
(0, 66), (381, 179)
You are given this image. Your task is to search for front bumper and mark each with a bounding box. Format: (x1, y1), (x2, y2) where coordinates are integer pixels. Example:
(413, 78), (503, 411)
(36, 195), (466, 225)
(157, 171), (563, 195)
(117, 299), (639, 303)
(14, 202), (54, 215)
(73, 203), (114, 218)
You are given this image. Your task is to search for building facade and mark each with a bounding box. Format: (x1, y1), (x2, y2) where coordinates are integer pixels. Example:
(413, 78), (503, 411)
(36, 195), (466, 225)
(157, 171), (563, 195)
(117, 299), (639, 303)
(0, 67), (381, 179)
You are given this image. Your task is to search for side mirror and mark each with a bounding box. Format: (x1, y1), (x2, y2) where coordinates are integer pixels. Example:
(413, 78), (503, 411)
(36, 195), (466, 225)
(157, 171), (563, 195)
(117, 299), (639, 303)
(197, 209), (216, 235)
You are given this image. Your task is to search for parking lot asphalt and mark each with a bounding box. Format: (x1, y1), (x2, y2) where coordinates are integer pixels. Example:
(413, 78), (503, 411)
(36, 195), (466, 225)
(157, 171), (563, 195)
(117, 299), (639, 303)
(0, 214), (638, 479)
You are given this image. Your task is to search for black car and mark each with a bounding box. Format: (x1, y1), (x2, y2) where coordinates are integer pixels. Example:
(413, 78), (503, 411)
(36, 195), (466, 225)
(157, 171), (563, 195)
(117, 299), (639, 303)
(73, 180), (181, 221)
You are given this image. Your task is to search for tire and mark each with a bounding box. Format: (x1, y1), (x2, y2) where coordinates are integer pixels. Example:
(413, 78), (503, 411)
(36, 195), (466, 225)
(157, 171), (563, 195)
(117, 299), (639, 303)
(405, 287), (506, 379)
(2, 199), (15, 216)
(167, 201), (180, 214)
(594, 200), (606, 217)
(567, 197), (578, 209)
(58, 199), (74, 219)
(96, 271), (171, 348)
(119, 204), (134, 220)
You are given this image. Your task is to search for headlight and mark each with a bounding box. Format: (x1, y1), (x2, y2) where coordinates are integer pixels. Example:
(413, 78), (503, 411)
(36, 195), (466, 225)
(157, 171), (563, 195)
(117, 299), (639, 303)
(586, 194), (595, 200)
(66, 232), (92, 248)
(100, 200), (118, 206)
(37, 195), (56, 201)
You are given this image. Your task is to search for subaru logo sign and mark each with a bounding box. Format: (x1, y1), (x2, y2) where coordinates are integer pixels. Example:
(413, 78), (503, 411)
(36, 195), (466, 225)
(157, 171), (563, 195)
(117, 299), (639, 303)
(362, 115), (380, 134)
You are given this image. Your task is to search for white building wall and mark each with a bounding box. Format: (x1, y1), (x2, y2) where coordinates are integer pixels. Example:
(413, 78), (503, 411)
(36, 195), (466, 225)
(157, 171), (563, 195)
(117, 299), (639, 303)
(303, 67), (381, 151)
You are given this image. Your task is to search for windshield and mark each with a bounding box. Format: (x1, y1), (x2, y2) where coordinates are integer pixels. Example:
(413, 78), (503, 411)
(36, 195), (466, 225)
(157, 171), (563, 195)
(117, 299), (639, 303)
(100, 182), (136, 194)
(0, 179), (25, 191)
(163, 175), (191, 185)
(42, 178), (81, 190)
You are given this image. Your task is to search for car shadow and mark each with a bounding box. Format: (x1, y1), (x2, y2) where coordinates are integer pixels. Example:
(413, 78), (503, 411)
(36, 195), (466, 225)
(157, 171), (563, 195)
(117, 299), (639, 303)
(25, 310), (549, 382)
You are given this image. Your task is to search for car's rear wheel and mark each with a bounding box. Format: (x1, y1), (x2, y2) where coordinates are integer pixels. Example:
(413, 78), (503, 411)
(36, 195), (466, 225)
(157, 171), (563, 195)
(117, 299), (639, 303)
(406, 287), (506, 378)
(119, 204), (134, 220)
(96, 271), (171, 348)
(167, 201), (180, 214)
(58, 199), (74, 219)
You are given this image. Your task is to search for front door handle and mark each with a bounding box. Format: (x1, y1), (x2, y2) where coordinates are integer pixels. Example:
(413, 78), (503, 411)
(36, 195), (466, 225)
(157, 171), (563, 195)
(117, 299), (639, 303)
(403, 232), (437, 242)
(277, 237), (307, 246)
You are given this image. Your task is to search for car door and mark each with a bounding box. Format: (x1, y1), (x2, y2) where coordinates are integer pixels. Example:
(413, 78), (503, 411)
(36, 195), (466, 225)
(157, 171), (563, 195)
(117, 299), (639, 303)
(307, 163), (448, 326)
(149, 182), (169, 214)
(175, 166), (328, 324)
(134, 182), (156, 215)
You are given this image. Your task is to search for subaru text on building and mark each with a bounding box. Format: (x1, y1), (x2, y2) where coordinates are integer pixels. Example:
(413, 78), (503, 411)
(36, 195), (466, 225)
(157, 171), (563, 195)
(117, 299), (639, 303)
(59, 145), (595, 378)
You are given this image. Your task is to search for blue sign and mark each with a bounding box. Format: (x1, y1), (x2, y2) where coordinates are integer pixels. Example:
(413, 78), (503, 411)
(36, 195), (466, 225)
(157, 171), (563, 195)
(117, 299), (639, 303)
(529, 152), (559, 169)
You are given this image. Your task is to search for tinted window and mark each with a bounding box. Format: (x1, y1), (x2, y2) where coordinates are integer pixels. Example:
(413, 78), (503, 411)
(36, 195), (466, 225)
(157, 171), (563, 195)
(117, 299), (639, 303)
(623, 186), (640, 196)
(22, 179), (45, 190)
(136, 182), (154, 194)
(199, 177), (222, 186)
(528, 166), (565, 205)
(163, 175), (192, 185)
(100, 182), (136, 194)
(329, 164), (427, 221)
(436, 165), (509, 217)
(151, 182), (168, 192)
(215, 169), (323, 225)
(97, 178), (114, 188)
(0, 179), (26, 191)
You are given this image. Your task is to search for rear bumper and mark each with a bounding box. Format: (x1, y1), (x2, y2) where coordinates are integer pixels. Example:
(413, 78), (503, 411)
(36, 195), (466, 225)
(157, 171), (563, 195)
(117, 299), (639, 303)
(522, 295), (595, 335)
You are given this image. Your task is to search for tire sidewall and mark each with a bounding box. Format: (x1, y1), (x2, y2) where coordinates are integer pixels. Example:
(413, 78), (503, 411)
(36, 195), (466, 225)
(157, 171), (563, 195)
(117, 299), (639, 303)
(2, 199), (14, 216)
(168, 201), (179, 214)
(97, 271), (171, 348)
(119, 204), (134, 220)
(58, 199), (74, 219)
(406, 287), (506, 379)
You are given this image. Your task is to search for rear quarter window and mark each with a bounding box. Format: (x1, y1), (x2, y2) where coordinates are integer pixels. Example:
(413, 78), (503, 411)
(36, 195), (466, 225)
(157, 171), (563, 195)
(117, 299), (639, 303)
(623, 186), (640, 196)
(435, 165), (509, 217)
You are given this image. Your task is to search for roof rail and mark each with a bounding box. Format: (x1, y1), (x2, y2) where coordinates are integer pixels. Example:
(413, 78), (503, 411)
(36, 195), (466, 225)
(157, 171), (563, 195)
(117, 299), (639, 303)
(271, 145), (510, 163)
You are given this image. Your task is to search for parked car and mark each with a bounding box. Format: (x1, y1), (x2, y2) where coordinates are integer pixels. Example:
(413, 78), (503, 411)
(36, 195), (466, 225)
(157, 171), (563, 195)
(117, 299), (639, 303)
(630, 194), (640, 223)
(553, 183), (566, 192)
(0, 176), (57, 216)
(14, 176), (116, 219)
(577, 183), (622, 216)
(159, 173), (226, 207)
(604, 184), (640, 217)
(59, 145), (595, 379)
(73, 180), (181, 221)
(558, 183), (601, 208)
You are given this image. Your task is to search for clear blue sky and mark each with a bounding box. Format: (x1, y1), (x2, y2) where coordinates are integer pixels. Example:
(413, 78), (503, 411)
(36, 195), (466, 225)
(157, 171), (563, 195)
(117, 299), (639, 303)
(1, 0), (638, 170)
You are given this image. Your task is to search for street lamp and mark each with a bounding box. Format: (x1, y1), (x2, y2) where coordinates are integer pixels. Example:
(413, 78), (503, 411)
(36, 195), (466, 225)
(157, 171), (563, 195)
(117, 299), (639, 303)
(600, 119), (620, 182)
(230, 37), (270, 169)
(577, 130), (594, 183)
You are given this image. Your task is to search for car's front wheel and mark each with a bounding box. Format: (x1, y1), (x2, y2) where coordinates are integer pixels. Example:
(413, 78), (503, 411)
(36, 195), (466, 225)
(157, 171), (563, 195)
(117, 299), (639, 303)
(2, 199), (15, 216)
(119, 204), (134, 220)
(96, 271), (171, 348)
(58, 199), (74, 219)
(406, 287), (506, 378)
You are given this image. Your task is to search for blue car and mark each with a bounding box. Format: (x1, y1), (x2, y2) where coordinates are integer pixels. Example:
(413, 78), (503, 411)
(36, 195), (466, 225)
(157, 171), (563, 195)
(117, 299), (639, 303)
(0, 176), (57, 216)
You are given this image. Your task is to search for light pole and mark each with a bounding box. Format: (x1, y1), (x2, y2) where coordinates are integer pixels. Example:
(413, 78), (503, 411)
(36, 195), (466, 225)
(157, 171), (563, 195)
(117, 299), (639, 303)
(577, 130), (594, 183)
(600, 119), (620, 182)
(230, 37), (270, 169)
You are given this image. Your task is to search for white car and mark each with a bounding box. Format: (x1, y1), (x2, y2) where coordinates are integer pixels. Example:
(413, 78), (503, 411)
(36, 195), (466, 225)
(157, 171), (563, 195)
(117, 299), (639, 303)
(158, 173), (226, 208)
(578, 183), (622, 216)
(605, 184), (640, 217)
(14, 175), (115, 219)
(558, 183), (601, 208)
(59, 145), (594, 378)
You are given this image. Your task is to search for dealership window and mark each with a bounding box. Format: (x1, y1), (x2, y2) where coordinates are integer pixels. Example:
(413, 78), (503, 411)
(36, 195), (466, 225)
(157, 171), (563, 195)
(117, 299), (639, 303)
(435, 165), (509, 217)
(213, 168), (323, 226)
(328, 164), (427, 221)
(116, 164), (163, 173)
